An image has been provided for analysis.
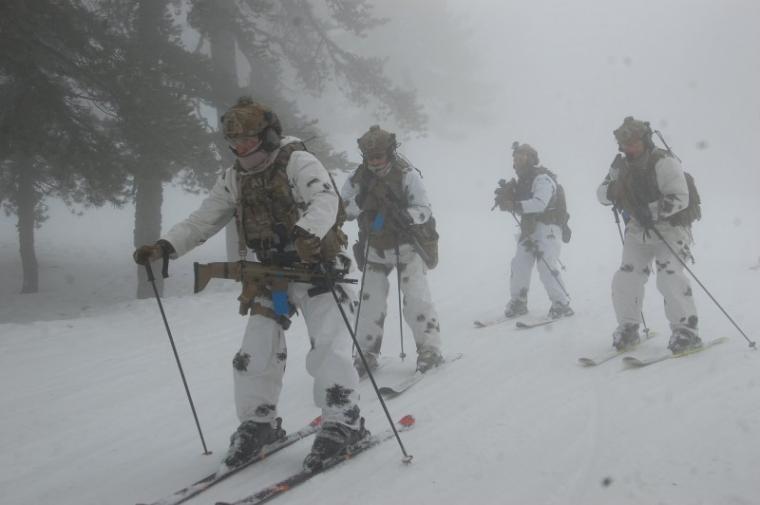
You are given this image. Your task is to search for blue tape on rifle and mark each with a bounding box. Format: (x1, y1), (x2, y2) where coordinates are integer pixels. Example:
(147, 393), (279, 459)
(372, 213), (385, 232)
(272, 291), (290, 316)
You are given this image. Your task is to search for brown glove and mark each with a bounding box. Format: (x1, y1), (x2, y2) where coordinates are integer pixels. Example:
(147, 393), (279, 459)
(133, 240), (173, 265)
(496, 194), (520, 213)
(293, 227), (321, 263)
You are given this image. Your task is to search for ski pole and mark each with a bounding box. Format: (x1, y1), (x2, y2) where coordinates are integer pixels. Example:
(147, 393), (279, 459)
(653, 130), (681, 162)
(318, 264), (413, 463)
(351, 232), (373, 355)
(611, 207), (652, 336)
(144, 261), (212, 455)
(645, 225), (756, 349)
(395, 241), (407, 360)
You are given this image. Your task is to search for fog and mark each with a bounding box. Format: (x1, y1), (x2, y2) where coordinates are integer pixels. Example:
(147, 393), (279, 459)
(2, 0), (759, 310)
(2, 3), (760, 504)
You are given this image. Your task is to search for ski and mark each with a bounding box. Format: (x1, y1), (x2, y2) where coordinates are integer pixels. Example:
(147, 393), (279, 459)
(515, 318), (557, 329)
(216, 415), (416, 505)
(137, 417), (322, 505)
(474, 315), (566, 330)
(578, 331), (658, 367)
(622, 337), (729, 368)
(357, 355), (391, 381)
(473, 315), (511, 328)
(378, 353), (464, 397)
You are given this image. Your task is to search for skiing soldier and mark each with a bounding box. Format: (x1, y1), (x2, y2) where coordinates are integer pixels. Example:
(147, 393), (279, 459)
(341, 125), (443, 377)
(493, 142), (573, 320)
(597, 116), (701, 354)
(133, 97), (364, 471)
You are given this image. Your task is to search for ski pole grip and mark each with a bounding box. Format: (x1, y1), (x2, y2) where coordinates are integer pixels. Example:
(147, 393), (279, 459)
(161, 253), (170, 279)
(145, 262), (155, 282)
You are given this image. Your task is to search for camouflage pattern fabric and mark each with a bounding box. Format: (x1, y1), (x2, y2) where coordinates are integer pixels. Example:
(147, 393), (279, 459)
(613, 116), (651, 145)
(357, 125), (397, 157)
(222, 98), (282, 139)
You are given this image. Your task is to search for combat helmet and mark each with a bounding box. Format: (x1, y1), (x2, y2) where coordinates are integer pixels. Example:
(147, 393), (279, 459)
(221, 97), (282, 152)
(357, 125), (398, 159)
(511, 141), (539, 167)
(613, 116), (654, 148)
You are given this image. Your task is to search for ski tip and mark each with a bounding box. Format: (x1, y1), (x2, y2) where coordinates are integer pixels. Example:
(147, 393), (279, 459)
(399, 415), (416, 428)
(473, 321), (485, 328)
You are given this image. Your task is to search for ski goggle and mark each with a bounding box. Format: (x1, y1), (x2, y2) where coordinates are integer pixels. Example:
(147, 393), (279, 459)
(225, 135), (262, 156)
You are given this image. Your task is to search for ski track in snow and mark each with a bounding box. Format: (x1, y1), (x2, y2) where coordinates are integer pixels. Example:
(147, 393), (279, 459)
(1, 205), (760, 505)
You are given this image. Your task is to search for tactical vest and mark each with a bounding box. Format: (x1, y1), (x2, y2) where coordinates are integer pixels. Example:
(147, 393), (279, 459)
(353, 159), (409, 250)
(236, 142), (347, 262)
(516, 167), (571, 241)
(614, 148), (701, 227)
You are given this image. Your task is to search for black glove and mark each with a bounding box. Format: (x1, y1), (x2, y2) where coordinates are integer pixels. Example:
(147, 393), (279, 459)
(352, 240), (366, 272)
(494, 179), (516, 211)
(293, 226), (321, 263)
(133, 240), (173, 265)
(631, 204), (654, 228)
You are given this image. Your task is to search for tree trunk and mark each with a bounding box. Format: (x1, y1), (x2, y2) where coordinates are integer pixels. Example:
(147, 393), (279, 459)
(17, 164), (39, 293)
(133, 171), (164, 299)
(208, 1), (245, 261)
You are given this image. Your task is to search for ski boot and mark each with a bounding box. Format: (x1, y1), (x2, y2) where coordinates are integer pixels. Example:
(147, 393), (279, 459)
(612, 323), (641, 351)
(667, 328), (702, 354)
(223, 418), (286, 468)
(547, 301), (574, 320)
(416, 347), (444, 373)
(353, 351), (379, 379)
(303, 418), (368, 471)
(504, 298), (528, 319)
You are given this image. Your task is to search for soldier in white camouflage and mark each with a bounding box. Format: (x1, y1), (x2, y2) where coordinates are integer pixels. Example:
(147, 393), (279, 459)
(134, 97), (365, 471)
(341, 126), (443, 376)
(597, 116), (701, 354)
(494, 142), (574, 320)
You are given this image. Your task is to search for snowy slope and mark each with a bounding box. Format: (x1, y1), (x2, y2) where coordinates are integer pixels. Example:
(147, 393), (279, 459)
(1, 203), (759, 505)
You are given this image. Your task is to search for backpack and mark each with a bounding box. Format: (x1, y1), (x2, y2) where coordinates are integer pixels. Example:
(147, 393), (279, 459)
(554, 183), (572, 243)
(668, 171), (701, 227)
(647, 149), (702, 227)
(536, 168), (572, 243)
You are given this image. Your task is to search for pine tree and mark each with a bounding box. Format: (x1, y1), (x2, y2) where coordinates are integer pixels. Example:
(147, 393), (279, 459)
(0, 0), (129, 293)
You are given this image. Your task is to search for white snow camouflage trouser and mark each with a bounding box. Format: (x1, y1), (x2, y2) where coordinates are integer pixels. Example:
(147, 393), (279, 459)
(612, 222), (698, 334)
(233, 282), (361, 428)
(355, 243), (442, 356)
(510, 222), (569, 305)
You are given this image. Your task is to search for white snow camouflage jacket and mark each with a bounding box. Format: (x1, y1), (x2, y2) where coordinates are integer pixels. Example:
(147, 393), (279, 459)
(596, 153), (689, 224)
(162, 137), (341, 258)
(340, 162), (433, 226)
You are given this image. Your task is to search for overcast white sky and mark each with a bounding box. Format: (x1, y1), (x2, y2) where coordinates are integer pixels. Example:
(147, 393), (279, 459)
(1, 0), (758, 292)
(288, 0), (760, 215)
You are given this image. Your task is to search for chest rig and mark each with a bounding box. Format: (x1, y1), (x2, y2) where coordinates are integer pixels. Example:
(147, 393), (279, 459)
(235, 142), (305, 261)
(515, 167), (568, 236)
(354, 159), (409, 250)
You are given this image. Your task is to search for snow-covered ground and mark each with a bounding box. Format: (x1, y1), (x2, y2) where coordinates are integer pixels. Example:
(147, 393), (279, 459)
(1, 191), (759, 504)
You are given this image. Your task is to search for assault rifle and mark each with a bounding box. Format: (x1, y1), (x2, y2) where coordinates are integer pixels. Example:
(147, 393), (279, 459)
(492, 178), (517, 210)
(193, 259), (357, 294)
(364, 171), (439, 269)
(194, 259), (357, 322)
